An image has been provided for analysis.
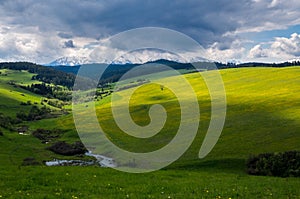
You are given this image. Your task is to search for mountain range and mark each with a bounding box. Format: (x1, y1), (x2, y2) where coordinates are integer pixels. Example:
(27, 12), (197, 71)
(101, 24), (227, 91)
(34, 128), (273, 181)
(46, 48), (209, 66)
(46, 55), (300, 68)
(46, 56), (92, 66)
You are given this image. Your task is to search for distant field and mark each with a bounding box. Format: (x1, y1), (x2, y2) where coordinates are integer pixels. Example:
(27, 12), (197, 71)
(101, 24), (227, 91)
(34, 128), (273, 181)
(0, 69), (41, 85)
(0, 69), (68, 117)
(0, 69), (45, 116)
(0, 67), (299, 198)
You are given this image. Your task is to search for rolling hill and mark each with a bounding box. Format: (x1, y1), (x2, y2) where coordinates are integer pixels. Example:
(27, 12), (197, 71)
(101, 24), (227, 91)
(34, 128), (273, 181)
(0, 65), (299, 198)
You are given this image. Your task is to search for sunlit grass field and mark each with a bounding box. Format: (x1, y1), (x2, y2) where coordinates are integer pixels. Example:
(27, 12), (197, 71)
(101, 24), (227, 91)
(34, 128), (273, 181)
(0, 69), (44, 116)
(0, 67), (299, 198)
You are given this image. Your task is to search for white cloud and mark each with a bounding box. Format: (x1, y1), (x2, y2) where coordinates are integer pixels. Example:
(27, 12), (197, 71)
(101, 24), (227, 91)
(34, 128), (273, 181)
(249, 45), (268, 58)
(271, 33), (300, 57)
(0, 25), (58, 62)
(205, 40), (246, 63)
(0, 23), (100, 63)
(248, 33), (300, 61)
(231, 0), (300, 34)
(268, 0), (280, 8)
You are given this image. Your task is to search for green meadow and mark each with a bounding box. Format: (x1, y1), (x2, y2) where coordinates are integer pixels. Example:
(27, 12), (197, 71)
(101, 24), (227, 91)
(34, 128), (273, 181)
(0, 69), (43, 116)
(0, 67), (299, 198)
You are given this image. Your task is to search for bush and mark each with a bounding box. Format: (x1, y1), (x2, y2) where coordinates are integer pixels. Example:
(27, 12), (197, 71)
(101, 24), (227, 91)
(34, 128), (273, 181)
(22, 157), (41, 166)
(0, 113), (20, 130)
(48, 141), (87, 156)
(32, 128), (63, 143)
(16, 106), (52, 121)
(0, 130), (3, 136)
(16, 111), (27, 121)
(246, 151), (300, 177)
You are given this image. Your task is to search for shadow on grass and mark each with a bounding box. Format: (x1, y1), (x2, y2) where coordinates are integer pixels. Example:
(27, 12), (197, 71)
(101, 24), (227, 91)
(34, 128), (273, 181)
(166, 158), (246, 174)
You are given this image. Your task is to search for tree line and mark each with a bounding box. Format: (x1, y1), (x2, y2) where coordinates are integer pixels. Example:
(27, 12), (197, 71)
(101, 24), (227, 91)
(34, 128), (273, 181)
(19, 83), (72, 101)
(0, 62), (75, 88)
(216, 61), (300, 69)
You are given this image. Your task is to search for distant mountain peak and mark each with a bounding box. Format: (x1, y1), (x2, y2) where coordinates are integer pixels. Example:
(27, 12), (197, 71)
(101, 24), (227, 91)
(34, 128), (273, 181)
(46, 56), (92, 66)
(46, 49), (210, 67)
(110, 49), (208, 64)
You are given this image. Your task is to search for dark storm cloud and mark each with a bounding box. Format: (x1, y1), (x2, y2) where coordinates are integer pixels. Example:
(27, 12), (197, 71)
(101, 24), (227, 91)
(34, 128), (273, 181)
(64, 40), (75, 48)
(0, 0), (265, 47)
(1, 0), (300, 47)
(1, 0), (300, 63)
(58, 32), (73, 39)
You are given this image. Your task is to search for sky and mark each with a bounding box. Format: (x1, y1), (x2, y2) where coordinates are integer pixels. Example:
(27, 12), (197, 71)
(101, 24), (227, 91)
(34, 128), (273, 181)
(0, 0), (300, 64)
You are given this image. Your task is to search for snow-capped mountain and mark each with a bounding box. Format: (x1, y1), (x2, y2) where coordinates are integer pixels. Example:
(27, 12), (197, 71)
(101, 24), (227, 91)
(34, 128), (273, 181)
(46, 56), (92, 66)
(46, 49), (210, 66)
(111, 49), (181, 64)
(111, 49), (209, 64)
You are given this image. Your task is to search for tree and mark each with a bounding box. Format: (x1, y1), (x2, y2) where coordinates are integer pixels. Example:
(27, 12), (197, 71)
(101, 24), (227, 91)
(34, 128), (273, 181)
(160, 85), (164, 91)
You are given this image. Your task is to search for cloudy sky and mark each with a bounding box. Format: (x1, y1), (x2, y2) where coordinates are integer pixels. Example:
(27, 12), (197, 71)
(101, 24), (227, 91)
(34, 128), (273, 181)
(0, 0), (300, 64)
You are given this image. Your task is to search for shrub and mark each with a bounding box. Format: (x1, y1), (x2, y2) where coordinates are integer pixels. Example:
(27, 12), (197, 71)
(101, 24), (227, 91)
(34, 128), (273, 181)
(16, 106), (52, 121)
(0, 113), (20, 130)
(22, 157), (41, 166)
(48, 141), (87, 156)
(16, 111), (27, 121)
(32, 128), (63, 142)
(246, 151), (300, 177)
(0, 130), (3, 136)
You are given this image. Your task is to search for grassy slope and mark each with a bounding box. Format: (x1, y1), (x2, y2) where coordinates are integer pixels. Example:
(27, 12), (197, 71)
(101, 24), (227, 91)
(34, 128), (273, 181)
(0, 69), (74, 169)
(0, 67), (299, 198)
(212, 67), (300, 158)
(0, 69), (44, 117)
(94, 67), (300, 162)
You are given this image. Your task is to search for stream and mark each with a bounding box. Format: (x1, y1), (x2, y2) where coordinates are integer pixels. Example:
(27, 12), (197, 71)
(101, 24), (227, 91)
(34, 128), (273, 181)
(45, 151), (117, 167)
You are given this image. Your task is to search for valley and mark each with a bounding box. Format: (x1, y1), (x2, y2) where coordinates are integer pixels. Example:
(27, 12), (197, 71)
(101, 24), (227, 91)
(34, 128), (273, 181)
(0, 63), (299, 198)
